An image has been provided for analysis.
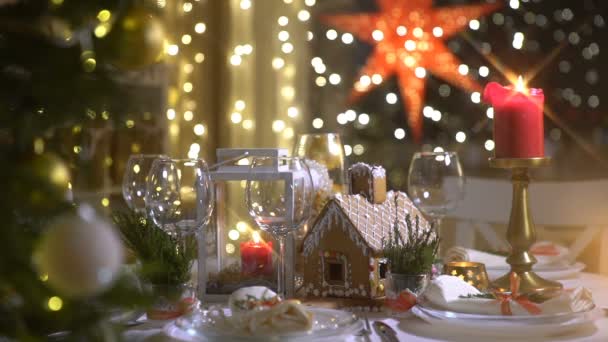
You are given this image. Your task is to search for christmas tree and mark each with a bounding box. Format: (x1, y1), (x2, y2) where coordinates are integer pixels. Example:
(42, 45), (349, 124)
(0, 0), (165, 339)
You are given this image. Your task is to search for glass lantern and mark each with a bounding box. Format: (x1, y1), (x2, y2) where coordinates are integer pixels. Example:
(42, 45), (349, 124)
(197, 148), (298, 301)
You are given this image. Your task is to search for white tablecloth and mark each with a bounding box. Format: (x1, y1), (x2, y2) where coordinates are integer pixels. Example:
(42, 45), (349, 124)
(124, 272), (608, 342)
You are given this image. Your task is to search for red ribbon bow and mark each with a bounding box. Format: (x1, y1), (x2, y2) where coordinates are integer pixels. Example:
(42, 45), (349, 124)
(385, 289), (418, 312)
(494, 272), (542, 315)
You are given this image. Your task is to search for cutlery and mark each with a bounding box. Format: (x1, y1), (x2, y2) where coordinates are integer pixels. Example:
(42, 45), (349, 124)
(373, 321), (400, 342)
(356, 313), (372, 342)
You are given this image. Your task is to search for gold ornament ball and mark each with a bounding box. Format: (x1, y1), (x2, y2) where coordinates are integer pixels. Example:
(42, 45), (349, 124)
(35, 207), (124, 298)
(16, 153), (71, 210)
(97, 8), (165, 70)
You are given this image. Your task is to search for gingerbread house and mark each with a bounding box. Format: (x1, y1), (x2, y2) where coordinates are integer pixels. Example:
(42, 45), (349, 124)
(301, 163), (430, 300)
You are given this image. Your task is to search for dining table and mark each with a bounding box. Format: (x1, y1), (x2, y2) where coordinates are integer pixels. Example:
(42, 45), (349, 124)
(124, 272), (608, 341)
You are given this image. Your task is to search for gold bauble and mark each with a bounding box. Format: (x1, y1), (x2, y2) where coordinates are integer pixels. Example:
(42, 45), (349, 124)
(97, 7), (165, 70)
(15, 153), (71, 211)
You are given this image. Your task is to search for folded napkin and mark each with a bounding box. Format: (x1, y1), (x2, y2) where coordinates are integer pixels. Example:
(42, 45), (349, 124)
(445, 241), (570, 269)
(422, 275), (594, 316)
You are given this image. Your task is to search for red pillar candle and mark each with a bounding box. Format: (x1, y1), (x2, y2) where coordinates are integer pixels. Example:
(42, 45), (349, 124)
(240, 232), (273, 277)
(483, 76), (545, 158)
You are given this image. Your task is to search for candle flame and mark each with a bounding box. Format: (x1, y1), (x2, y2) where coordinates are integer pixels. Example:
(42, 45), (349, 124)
(252, 231), (261, 243)
(515, 75), (526, 93)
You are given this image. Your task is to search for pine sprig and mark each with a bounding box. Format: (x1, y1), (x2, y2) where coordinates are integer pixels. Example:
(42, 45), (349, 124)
(382, 214), (439, 275)
(112, 211), (196, 286)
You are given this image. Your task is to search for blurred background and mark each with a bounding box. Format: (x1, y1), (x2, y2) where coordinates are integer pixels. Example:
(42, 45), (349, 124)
(1, 0), (606, 267)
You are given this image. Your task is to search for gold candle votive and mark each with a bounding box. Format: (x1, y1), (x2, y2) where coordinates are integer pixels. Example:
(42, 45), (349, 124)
(443, 262), (490, 290)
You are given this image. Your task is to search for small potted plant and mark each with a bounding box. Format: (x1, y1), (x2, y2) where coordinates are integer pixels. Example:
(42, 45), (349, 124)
(381, 215), (439, 296)
(113, 212), (197, 320)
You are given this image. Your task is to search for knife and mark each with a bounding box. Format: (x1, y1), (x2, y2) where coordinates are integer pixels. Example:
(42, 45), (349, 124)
(372, 321), (399, 342)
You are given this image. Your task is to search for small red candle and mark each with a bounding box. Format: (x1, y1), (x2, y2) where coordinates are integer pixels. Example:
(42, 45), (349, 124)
(483, 76), (545, 158)
(240, 232), (273, 277)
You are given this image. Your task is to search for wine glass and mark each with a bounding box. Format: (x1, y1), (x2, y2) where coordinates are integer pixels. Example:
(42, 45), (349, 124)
(145, 158), (214, 238)
(408, 151), (465, 239)
(245, 157), (313, 298)
(293, 133), (346, 194)
(122, 154), (167, 214)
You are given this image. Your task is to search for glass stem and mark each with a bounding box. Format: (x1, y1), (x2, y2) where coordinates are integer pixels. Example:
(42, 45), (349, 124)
(434, 217), (443, 259)
(277, 234), (287, 298)
(177, 231), (192, 285)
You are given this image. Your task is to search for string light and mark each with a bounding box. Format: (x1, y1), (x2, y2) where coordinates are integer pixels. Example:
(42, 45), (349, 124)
(272, 120), (286, 132)
(194, 124), (205, 136)
(272, 57), (285, 69)
(456, 131), (467, 143)
(240, 0), (251, 10)
(298, 10), (310, 21)
(394, 128), (406, 140)
(312, 118), (324, 129)
(194, 23), (206, 33)
(194, 53), (205, 63)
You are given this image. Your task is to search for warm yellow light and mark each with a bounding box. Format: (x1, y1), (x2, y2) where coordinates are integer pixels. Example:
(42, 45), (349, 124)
(515, 75), (526, 92)
(194, 124), (205, 136)
(278, 30), (290, 42)
(272, 120), (285, 132)
(194, 22), (206, 34)
(194, 53), (205, 63)
(82, 58), (96, 72)
(281, 42), (294, 54)
(48, 296), (63, 311)
(230, 54), (242, 66)
(226, 243), (236, 254)
(183, 63), (194, 73)
(236, 221), (249, 232)
(97, 9), (111, 22)
(183, 82), (193, 92)
(166, 108), (176, 120)
(298, 10), (310, 21)
(272, 57), (285, 69)
(228, 229), (240, 241)
(34, 137), (44, 154)
(235, 100), (246, 111)
(125, 119), (135, 128)
(231, 112), (242, 124)
(181, 34), (192, 45)
(283, 127), (294, 139)
(287, 106), (299, 118)
(183, 2), (193, 12)
(184, 111), (194, 121)
(94, 24), (109, 38)
(40, 273), (49, 282)
(101, 197), (110, 207)
(252, 231), (261, 243)
(242, 119), (254, 130)
(240, 0), (251, 9)
(166, 44), (179, 56)
(170, 123), (179, 136)
(278, 16), (289, 26)
(51, 0), (63, 5)
(312, 118), (324, 129)
(281, 86), (295, 100)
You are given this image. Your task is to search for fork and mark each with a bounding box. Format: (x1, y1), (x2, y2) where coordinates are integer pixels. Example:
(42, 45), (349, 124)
(357, 313), (372, 342)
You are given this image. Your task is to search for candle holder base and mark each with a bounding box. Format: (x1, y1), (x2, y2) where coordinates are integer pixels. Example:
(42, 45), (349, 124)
(488, 157), (563, 295)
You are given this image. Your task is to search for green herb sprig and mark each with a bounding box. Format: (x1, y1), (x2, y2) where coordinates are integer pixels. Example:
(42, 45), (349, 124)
(381, 214), (439, 275)
(112, 211), (196, 285)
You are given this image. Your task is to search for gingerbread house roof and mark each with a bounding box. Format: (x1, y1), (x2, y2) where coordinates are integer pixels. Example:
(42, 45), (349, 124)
(302, 191), (431, 257)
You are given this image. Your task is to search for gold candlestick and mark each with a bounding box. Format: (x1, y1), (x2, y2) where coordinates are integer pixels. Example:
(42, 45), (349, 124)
(489, 157), (563, 294)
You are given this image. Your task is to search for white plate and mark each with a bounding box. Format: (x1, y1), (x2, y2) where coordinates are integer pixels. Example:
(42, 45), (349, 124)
(416, 302), (595, 324)
(163, 307), (362, 341)
(487, 262), (585, 280)
(410, 305), (595, 338)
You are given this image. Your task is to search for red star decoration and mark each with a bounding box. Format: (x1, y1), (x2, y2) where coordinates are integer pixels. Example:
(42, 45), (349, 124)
(322, 0), (502, 142)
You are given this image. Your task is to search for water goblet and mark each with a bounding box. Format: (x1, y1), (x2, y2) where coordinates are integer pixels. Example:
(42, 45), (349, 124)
(245, 157), (313, 298)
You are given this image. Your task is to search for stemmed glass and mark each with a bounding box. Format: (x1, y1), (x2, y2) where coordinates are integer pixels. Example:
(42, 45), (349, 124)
(293, 133), (347, 194)
(145, 158), (214, 277)
(122, 154), (168, 214)
(408, 152), (465, 243)
(245, 157), (313, 298)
